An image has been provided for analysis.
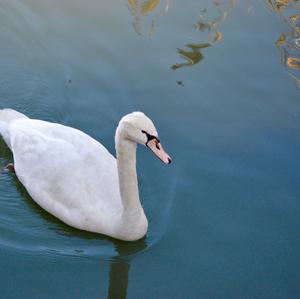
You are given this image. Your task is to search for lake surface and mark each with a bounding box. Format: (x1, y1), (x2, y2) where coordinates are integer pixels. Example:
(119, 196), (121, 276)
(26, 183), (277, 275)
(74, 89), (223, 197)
(0, 0), (300, 298)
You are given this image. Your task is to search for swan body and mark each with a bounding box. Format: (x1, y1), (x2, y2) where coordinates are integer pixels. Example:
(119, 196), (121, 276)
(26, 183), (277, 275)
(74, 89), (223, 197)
(0, 109), (171, 241)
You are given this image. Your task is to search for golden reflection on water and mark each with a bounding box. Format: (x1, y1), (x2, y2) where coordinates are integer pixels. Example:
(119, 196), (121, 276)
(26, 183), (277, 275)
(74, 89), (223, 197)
(126, 0), (234, 70)
(127, 0), (170, 37)
(127, 0), (300, 83)
(266, 0), (300, 88)
(172, 1), (234, 70)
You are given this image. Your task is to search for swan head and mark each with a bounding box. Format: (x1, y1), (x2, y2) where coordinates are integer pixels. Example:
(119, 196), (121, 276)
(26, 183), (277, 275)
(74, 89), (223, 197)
(116, 112), (172, 164)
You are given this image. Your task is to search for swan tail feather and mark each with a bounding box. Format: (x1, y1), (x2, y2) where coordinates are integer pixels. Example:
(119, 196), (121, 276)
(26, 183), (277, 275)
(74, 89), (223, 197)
(0, 109), (28, 149)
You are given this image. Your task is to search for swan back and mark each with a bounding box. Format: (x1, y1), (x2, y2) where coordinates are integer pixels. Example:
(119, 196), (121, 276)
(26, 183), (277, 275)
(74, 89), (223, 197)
(10, 119), (123, 236)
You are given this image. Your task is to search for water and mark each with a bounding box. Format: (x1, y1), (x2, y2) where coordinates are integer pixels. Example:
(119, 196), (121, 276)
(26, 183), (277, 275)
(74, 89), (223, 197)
(0, 0), (300, 298)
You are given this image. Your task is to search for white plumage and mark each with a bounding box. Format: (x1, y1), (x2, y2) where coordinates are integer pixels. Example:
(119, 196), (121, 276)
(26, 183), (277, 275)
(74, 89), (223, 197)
(0, 109), (171, 241)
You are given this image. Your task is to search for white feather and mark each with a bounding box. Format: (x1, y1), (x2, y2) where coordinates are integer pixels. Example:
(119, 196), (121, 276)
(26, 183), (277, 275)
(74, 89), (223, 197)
(0, 109), (164, 241)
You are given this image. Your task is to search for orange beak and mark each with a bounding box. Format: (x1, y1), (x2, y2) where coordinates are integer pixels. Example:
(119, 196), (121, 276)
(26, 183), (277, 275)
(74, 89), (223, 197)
(147, 139), (172, 164)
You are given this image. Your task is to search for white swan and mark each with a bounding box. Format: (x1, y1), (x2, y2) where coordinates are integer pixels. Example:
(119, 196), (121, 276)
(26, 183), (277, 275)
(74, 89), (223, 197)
(0, 109), (171, 241)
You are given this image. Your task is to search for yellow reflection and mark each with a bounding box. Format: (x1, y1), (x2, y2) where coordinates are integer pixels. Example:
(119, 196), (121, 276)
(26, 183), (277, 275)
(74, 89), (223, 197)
(172, 1), (234, 70)
(276, 32), (287, 46)
(287, 57), (300, 69)
(266, 0), (290, 12)
(266, 0), (300, 88)
(127, 0), (170, 37)
(213, 31), (223, 43)
(290, 13), (300, 23)
(128, 0), (160, 16)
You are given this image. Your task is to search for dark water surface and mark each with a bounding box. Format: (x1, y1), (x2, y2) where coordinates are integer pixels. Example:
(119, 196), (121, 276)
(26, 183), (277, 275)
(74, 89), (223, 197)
(0, 0), (300, 298)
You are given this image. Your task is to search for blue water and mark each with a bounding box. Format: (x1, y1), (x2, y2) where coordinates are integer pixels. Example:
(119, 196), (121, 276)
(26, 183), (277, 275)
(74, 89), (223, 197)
(0, 0), (300, 298)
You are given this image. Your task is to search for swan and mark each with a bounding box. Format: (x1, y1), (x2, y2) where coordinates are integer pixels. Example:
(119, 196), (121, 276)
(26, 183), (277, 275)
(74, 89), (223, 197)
(0, 109), (171, 241)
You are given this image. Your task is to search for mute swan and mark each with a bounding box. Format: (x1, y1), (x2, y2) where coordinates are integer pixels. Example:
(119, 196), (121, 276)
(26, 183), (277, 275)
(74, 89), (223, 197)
(0, 109), (171, 241)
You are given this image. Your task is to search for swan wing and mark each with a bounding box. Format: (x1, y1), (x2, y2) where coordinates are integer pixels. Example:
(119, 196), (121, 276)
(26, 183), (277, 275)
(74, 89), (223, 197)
(9, 119), (122, 233)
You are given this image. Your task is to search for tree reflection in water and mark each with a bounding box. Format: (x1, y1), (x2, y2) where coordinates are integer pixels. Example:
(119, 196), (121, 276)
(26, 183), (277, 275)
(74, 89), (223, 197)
(127, 0), (170, 37)
(266, 0), (300, 88)
(126, 0), (235, 70)
(126, 0), (300, 83)
(171, 43), (210, 70)
(172, 1), (234, 70)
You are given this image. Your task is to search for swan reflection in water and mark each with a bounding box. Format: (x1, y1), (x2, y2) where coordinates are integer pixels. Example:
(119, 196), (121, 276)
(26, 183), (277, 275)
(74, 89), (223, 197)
(107, 238), (147, 299)
(266, 0), (300, 88)
(172, 1), (235, 70)
(127, 0), (170, 38)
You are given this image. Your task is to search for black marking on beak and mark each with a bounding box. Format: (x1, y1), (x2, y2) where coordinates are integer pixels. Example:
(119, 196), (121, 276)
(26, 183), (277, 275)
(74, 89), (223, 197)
(142, 130), (160, 146)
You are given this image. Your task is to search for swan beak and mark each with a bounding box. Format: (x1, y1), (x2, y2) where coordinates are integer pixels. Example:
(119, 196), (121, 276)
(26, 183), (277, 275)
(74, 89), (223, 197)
(147, 139), (172, 164)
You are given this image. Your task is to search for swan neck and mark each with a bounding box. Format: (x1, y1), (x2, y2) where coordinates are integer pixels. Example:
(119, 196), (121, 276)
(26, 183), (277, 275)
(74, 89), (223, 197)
(116, 138), (142, 212)
(114, 121), (148, 241)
